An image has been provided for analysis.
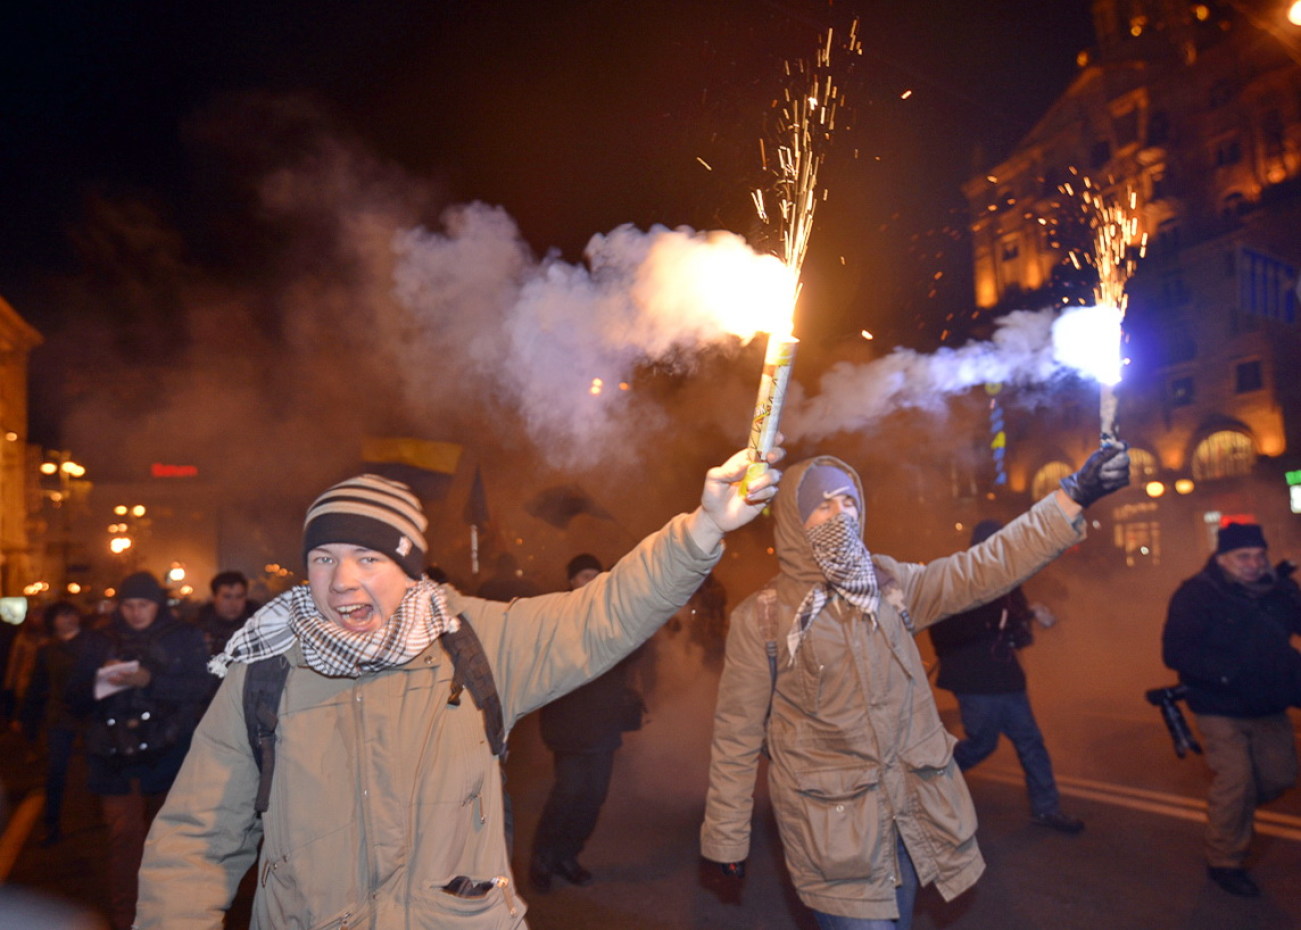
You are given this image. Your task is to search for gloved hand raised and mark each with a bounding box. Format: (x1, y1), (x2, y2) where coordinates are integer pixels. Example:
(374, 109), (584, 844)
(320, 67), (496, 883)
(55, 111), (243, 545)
(1059, 441), (1130, 508)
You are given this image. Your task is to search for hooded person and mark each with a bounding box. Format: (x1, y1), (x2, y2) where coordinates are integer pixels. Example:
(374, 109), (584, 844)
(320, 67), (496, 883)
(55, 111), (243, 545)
(1162, 521), (1301, 898)
(67, 571), (210, 930)
(136, 448), (781, 929)
(701, 443), (1129, 928)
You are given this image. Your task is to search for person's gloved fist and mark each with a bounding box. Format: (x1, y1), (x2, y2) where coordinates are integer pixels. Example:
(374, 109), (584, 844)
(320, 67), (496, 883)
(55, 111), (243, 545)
(1059, 441), (1130, 508)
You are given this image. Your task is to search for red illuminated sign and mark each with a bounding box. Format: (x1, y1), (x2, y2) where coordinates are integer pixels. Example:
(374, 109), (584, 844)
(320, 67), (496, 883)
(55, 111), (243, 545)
(151, 463), (199, 478)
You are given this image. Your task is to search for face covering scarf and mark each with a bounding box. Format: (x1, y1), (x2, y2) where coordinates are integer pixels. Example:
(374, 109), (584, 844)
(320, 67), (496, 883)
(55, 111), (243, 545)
(787, 513), (881, 662)
(209, 579), (457, 679)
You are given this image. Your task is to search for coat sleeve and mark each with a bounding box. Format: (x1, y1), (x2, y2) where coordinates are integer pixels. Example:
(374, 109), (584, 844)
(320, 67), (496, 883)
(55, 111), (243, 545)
(700, 595), (770, 864)
(135, 663), (264, 930)
(897, 493), (1085, 631)
(450, 512), (722, 725)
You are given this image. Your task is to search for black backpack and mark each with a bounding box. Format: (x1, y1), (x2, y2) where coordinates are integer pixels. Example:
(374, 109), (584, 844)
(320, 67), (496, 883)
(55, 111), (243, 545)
(242, 616), (506, 815)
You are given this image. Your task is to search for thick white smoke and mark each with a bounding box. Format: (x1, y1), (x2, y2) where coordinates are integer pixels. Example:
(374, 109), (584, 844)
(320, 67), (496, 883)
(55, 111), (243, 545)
(786, 308), (1067, 442)
(392, 205), (791, 463)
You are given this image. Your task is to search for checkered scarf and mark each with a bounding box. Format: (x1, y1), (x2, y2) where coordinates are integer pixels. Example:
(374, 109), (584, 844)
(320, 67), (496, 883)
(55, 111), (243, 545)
(208, 579), (458, 679)
(787, 513), (881, 662)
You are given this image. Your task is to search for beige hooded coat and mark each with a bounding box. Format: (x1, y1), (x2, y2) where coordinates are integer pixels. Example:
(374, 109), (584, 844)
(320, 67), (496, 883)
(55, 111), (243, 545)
(701, 456), (1086, 920)
(136, 514), (719, 930)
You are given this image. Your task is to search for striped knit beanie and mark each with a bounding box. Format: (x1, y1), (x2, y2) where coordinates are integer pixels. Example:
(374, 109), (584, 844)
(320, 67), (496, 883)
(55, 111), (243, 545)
(302, 474), (428, 579)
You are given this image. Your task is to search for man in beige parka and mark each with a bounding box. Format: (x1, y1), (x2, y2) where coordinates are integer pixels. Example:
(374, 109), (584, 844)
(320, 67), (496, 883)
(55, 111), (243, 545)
(134, 446), (781, 930)
(701, 444), (1129, 928)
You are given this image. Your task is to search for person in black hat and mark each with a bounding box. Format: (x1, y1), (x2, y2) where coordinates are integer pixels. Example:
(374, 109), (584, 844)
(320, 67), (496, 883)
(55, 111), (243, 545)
(1163, 522), (1301, 898)
(67, 571), (209, 930)
(528, 553), (644, 892)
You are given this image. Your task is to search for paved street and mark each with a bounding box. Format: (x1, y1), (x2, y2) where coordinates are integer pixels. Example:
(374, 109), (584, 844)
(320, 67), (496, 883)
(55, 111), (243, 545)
(3, 619), (1300, 929)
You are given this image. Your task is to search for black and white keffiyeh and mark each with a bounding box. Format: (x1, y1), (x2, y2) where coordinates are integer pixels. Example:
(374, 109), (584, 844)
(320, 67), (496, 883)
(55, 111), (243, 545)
(208, 579), (457, 679)
(787, 513), (881, 662)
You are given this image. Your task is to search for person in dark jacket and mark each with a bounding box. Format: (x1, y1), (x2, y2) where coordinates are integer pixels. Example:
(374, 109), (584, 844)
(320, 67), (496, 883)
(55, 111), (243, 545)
(928, 520), (1084, 834)
(19, 601), (87, 845)
(194, 570), (261, 660)
(1162, 522), (1301, 898)
(67, 572), (209, 930)
(529, 553), (643, 892)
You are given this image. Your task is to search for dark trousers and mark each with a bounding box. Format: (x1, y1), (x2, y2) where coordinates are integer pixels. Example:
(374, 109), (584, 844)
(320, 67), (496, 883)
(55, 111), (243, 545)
(532, 749), (616, 864)
(44, 725), (78, 834)
(100, 787), (166, 930)
(953, 691), (1061, 816)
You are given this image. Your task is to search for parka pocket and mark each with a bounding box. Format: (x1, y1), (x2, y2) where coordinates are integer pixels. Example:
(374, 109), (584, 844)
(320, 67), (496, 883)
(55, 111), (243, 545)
(900, 726), (976, 845)
(785, 765), (883, 882)
(413, 877), (518, 929)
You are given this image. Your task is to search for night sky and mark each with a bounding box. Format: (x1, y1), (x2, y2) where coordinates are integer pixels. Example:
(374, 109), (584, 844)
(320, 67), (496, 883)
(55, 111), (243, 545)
(2, 0), (1095, 449)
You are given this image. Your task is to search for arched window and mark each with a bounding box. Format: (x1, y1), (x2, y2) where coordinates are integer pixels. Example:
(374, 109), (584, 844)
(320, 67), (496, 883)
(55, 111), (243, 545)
(1191, 431), (1255, 481)
(1031, 461), (1075, 500)
(1128, 447), (1159, 484)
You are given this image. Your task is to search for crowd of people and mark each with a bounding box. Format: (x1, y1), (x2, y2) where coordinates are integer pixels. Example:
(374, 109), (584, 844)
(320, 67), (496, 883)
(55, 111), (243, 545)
(0, 439), (1298, 929)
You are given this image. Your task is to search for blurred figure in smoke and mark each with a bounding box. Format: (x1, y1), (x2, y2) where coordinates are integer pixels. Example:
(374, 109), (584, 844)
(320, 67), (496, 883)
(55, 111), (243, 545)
(702, 443), (1128, 929)
(1162, 522), (1301, 899)
(528, 553), (644, 892)
(135, 447), (781, 929)
(194, 571), (262, 661)
(19, 601), (88, 845)
(68, 572), (209, 930)
(477, 551), (541, 602)
(928, 520), (1083, 834)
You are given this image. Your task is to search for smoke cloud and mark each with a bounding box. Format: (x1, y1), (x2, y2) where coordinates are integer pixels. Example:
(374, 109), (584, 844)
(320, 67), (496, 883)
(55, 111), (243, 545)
(786, 308), (1069, 442)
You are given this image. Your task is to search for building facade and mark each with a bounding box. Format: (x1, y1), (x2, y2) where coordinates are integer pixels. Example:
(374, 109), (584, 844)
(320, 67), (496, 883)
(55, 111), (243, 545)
(963, 0), (1301, 577)
(0, 295), (43, 597)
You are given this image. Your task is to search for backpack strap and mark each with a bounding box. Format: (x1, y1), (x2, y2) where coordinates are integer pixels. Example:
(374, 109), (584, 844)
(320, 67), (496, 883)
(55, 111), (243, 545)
(440, 616), (507, 760)
(243, 654), (291, 816)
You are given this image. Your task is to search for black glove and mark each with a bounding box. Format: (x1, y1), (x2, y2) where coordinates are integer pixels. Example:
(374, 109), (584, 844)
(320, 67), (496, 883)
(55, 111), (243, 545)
(1059, 441), (1130, 508)
(719, 861), (746, 879)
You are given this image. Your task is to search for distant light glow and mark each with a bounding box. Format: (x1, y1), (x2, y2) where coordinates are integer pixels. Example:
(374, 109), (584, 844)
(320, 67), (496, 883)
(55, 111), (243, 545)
(1174, 479), (1195, 495)
(1051, 304), (1124, 385)
(1290, 1), (1301, 27)
(1145, 481), (1166, 498)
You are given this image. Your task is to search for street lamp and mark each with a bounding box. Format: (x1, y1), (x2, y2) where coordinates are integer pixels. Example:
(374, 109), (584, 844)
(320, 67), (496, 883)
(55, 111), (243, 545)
(41, 450), (89, 594)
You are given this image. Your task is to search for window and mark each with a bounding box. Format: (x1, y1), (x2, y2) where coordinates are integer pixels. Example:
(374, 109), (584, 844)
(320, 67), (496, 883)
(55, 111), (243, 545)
(1191, 431), (1255, 480)
(1162, 332), (1196, 365)
(1147, 110), (1170, 146)
(1161, 270), (1190, 307)
(1115, 109), (1139, 147)
(1090, 140), (1112, 168)
(1001, 240), (1020, 261)
(1210, 79), (1233, 108)
(1235, 359), (1263, 393)
(1215, 138), (1242, 167)
(1221, 191), (1247, 218)
(1155, 218), (1180, 255)
(1262, 108), (1285, 157)
(1128, 448), (1160, 484)
(1169, 376), (1194, 406)
(1031, 462), (1075, 500)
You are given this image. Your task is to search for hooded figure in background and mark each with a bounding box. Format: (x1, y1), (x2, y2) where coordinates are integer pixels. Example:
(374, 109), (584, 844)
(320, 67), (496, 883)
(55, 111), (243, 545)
(702, 444), (1128, 929)
(68, 571), (210, 930)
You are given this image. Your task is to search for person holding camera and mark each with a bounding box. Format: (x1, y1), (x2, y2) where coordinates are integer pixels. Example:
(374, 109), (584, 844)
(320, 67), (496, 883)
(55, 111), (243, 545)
(1162, 522), (1301, 898)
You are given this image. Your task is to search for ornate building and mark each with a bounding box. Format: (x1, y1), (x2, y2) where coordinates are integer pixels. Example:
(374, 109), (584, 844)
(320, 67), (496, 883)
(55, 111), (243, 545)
(962, 0), (1301, 575)
(0, 295), (43, 596)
